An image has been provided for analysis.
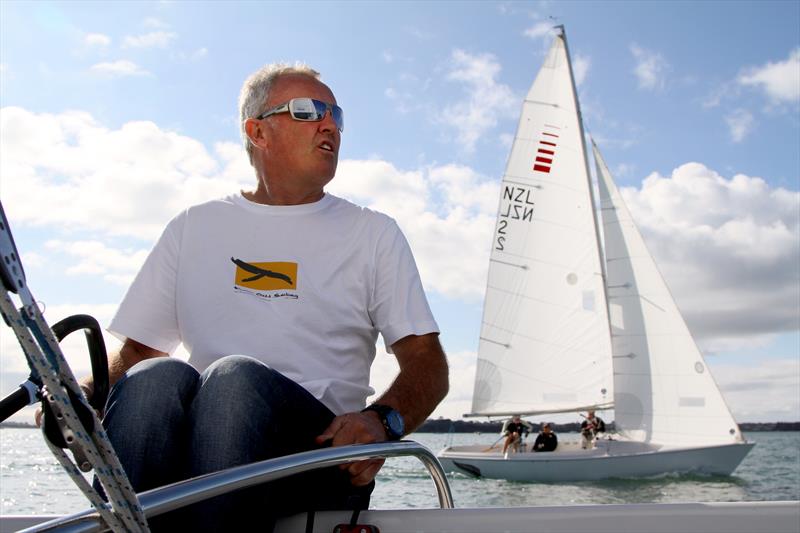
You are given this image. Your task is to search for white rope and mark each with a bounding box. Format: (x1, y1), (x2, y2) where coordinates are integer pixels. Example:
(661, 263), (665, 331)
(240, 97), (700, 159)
(1, 290), (150, 532)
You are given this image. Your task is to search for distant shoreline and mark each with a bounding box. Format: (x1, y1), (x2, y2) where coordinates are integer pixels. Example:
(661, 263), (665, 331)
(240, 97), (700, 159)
(3, 419), (798, 432)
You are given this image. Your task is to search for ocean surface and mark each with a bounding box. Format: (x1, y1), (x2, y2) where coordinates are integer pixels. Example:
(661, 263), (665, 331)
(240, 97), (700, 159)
(1, 429), (798, 516)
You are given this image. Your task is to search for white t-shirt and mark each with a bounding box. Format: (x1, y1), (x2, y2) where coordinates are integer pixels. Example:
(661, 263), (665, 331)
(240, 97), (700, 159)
(109, 193), (439, 415)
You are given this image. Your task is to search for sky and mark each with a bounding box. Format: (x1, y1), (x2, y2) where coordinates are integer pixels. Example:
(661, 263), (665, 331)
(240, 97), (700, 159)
(1, 1), (798, 425)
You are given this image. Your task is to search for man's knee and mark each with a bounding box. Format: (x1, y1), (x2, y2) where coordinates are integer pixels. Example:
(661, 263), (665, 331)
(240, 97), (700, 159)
(107, 357), (199, 409)
(200, 355), (282, 391)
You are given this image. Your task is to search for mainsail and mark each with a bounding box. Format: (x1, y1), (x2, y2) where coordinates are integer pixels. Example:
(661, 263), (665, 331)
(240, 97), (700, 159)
(594, 142), (744, 446)
(468, 29), (614, 417)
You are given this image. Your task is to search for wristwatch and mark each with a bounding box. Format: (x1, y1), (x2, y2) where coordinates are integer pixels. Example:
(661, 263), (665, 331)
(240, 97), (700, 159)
(361, 403), (405, 440)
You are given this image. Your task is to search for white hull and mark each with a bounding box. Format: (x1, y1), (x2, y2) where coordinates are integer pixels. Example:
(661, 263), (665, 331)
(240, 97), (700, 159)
(438, 438), (755, 481)
(4, 501), (799, 533)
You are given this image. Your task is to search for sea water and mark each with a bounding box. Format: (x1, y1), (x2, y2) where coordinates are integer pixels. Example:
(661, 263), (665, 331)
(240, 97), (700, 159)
(1, 429), (798, 516)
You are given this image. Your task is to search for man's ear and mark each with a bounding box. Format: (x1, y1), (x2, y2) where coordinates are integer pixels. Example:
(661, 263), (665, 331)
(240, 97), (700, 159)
(244, 118), (268, 151)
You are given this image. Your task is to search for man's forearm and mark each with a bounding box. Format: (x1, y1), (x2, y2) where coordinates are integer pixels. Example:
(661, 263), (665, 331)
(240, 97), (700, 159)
(375, 333), (449, 434)
(80, 339), (167, 397)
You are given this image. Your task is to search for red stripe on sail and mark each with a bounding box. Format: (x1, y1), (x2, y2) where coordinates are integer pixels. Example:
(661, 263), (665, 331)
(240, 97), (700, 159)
(542, 132), (559, 138)
(533, 164), (551, 173)
(535, 156), (552, 164)
(540, 141), (556, 146)
(538, 149), (554, 155)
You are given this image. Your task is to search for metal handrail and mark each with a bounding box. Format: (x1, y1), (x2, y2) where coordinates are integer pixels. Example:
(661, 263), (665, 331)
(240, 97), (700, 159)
(23, 440), (454, 532)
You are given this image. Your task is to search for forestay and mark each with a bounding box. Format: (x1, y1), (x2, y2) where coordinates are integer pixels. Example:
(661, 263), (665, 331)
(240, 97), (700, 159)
(593, 143), (744, 446)
(468, 32), (614, 417)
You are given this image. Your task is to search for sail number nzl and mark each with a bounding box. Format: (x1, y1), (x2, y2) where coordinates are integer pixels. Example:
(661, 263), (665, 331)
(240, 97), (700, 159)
(495, 185), (535, 251)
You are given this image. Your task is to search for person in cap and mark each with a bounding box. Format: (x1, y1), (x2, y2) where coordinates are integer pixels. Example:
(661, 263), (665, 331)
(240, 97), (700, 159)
(580, 410), (606, 449)
(501, 414), (532, 455)
(532, 422), (558, 452)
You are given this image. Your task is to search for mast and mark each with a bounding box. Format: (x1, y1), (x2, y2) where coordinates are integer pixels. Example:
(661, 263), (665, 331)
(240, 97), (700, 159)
(558, 26), (614, 368)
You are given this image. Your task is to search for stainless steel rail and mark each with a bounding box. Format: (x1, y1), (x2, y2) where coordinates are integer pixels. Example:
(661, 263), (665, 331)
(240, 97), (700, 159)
(22, 440), (454, 533)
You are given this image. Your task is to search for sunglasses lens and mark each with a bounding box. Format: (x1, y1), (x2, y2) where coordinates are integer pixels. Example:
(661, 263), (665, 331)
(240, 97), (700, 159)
(288, 98), (344, 131)
(330, 105), (344, 131)
(311, 99), (344, 131)
(290, 98), (319, 121)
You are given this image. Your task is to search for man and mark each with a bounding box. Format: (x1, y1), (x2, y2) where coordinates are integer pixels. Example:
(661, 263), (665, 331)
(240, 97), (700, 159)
(79, 63), (449, 529)
(532, 423), (558, 452)
(501, 415), (532, 456)
(580, 410), (606, 449)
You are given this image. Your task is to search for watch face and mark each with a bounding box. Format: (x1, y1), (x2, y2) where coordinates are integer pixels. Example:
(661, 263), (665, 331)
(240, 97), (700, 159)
(386, 410), (404, 437)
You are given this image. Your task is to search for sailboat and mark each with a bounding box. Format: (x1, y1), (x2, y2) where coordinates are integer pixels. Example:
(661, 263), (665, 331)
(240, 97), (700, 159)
(437, 27), (754, 482)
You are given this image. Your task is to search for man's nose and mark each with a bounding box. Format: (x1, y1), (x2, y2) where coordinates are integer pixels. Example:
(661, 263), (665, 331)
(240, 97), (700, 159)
(318, 109), (337, 133)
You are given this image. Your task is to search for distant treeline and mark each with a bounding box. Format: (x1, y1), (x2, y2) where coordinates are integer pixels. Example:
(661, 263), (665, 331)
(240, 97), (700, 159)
(2, 419), (798, 432)
(416, 419), (800, 433)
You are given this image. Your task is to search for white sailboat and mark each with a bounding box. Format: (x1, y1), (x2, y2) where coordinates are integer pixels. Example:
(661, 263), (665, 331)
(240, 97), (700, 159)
(437, 27), (754, 482)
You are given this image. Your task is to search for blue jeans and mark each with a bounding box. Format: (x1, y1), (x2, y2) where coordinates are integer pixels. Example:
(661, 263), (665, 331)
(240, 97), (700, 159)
(102, 355), (372, 531)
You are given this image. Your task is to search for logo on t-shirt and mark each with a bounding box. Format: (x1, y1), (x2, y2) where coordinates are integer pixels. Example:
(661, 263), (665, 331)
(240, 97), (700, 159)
(231, 258), (298, 300)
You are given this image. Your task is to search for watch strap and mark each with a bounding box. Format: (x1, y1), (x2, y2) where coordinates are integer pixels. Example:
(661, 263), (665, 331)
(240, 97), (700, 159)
(361, 403), (403, 440)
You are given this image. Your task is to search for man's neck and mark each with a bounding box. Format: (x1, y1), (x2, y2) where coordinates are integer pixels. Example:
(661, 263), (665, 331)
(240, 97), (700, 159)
(242, 183), (325, 206)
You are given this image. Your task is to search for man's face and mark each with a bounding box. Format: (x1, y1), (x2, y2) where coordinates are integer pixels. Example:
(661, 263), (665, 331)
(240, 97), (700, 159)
(260, 74), (340, 189)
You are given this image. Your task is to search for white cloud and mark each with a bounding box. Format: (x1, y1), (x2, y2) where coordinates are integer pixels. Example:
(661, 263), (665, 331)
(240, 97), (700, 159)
(330, 159), (498, 302)
(613, 162), (636, 179)
(630, 44), (668, 91)
(122, 31), (177, 49)
(90, 60), (150, 77)
(441, 49), (518, 153)
(84, 33), (111, 47)
(384, 87), (415, 114)
(523, 21), (555, 41)
(143, 17), (170, 29)
(619, 162), (800, 344)
(738, 48), (800, 105)
(572, 53), (590, 88)
(713, 359), (800, 423)
(725, 108), (755, 142)
(0, 303), (120, 376)
(20, 251), (45, 268)
(0, 107), (250, 241)
(172, 47), (209, 63)
(45, 240), (149, 285)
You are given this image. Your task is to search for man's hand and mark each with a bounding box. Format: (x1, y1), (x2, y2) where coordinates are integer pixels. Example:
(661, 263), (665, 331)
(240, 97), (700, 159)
(34, 338), (165, 427)
(34, 383), (94, 427)
(314, 332), (448, 487)
(315, 410), (388, 486)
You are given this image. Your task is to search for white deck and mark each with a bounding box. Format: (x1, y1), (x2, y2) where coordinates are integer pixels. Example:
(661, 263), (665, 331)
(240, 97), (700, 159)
(6, 502), (800, 533)
(275, 501), (800, 533)
(5, 501), (799, 533)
